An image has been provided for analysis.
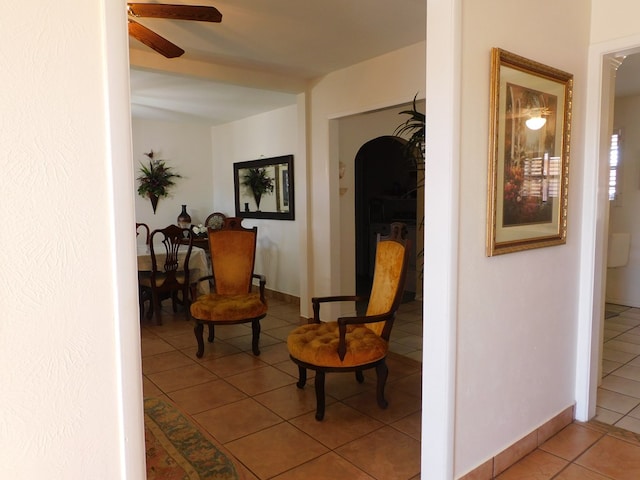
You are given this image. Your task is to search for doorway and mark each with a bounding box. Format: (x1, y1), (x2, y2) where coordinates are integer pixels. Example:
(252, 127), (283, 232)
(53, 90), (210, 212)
(354, 135), (418, 302)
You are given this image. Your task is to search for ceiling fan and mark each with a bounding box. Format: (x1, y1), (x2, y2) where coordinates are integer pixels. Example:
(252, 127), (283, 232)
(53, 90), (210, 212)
(127, 3), (222, 59)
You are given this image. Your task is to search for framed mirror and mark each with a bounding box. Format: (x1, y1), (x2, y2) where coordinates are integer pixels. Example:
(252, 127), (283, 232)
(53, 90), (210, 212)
(233, 155), (295, 220)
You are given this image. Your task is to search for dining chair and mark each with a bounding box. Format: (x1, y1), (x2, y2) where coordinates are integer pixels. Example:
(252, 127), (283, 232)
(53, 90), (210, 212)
(204, 211), (226, 230)
(136, 222), (150, 245)
(190, 217), (267, 358)
(287, 222), (410, 420)
(138, 224), (194, 325)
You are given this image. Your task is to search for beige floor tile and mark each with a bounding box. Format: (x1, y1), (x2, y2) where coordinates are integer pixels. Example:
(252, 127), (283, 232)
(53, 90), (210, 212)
(168, 379), (247, 415)
(602, 359), (624, 374)
(593, 407), (624, 425)
(603, 347), (638, 364)
(189, 340), (242, 360)
(614, 364), (640, 382)
(597, 388), (640, 414)
(226, 422), (328, 479)
(336, 425), (421, 480)
(493, 431), (537, 476)
(539, 424), (603, 461)
(496, 449), (567, 479)
(271, 452), (375, 480)
(601, 375), (640, 398)
(255, 342), (291, 365)
(146, 363), (218, 392)
(193, 397), (283, 443)
(225, 365), (297, 396)
(289, 402), (384, 449)
(606, 340), (640, 355)
(577, 435), (640, 480)
(615, 415), (640, 434)
(142, 376), (163, 396)
(225, 332), (282, 352)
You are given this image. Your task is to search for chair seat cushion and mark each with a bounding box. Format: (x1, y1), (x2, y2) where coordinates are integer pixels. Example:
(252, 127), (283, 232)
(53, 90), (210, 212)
(287, 321), (388, 368)
(190, 292), (267, 322)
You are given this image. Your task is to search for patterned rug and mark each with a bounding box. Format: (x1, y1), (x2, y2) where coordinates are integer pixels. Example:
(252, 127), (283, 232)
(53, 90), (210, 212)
(144, 396), (240, 480)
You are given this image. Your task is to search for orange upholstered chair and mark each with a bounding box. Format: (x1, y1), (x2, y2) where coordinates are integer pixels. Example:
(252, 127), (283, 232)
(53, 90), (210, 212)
(287, 223), (410, 420)
(190, 217), (267, 358)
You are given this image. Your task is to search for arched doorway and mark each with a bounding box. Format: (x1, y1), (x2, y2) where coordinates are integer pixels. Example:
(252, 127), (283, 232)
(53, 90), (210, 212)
(354, 135), (418, 303)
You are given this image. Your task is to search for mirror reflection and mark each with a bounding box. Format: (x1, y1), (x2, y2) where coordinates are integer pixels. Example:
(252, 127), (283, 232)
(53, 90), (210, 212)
(233, 155), (294, 220)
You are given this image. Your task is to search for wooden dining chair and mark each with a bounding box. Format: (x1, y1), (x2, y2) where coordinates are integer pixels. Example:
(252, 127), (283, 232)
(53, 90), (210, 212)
(190, 217), (267, 358)
(287, 223), (410, 420)
(138, 224), (194, 325)
(136, 222), (150, 244)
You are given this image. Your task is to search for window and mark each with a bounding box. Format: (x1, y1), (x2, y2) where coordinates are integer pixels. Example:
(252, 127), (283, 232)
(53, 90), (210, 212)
(609, 130), (622, 201)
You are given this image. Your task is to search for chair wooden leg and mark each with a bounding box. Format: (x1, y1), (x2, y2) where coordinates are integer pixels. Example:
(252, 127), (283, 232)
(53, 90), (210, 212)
(251, 319), (261, 356)
(314, 371), (326, 421)
(152, 292), (162, 325)
(207, 323), (215, 343)
(355, 370), (364, 383)
(296, 366), (307, 388)
(375, 361), (389, 409)
(194, 322), (205, 358)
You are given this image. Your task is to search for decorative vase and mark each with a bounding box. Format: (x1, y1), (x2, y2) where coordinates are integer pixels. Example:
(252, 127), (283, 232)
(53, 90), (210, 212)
(149, 193), (159, 214)
(253, 192), (262, 211)
(244, 202), (250, 212)
(177, 205), (191, 228)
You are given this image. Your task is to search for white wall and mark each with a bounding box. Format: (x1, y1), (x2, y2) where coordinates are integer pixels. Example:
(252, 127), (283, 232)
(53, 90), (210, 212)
(337, 103), (424, 307)
(211, 104), (301, 297)
(1, 2), (143, 478)
(132, 118), (214, 230)
(606, 95), (640, 306)
(307, 42), (426, 318)
(444, 1), (590, 477)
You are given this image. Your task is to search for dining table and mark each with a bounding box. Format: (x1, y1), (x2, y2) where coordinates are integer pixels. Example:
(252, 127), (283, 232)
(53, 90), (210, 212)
(137, 243), (211, 296)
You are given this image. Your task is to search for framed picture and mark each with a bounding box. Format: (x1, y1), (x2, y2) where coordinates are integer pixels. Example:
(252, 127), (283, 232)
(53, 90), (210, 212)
(486, 48), (573, 256)
(233, 155), (295, 220)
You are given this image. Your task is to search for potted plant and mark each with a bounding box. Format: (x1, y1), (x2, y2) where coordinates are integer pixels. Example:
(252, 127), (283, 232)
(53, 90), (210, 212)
(242, 167), (274, 211)
(136, 150), (181, 213)
(394, 94), (425, 174)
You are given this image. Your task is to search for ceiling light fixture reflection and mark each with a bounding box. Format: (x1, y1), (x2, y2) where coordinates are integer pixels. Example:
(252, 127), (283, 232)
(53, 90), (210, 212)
(525, 115), (546, 130)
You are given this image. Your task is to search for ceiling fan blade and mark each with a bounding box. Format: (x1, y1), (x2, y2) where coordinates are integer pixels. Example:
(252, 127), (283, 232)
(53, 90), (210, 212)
(128, 3), (222, 23)
(128, 19), (185, 58)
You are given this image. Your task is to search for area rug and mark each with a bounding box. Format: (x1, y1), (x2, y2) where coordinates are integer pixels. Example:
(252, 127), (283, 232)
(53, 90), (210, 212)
(144, 396), (240, 480)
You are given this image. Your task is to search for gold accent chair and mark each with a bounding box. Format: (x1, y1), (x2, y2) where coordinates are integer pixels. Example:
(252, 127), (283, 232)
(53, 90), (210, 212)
(138, 224), (193, 325)
(287, 223), (410, 420)
(190, 217), (267, 358)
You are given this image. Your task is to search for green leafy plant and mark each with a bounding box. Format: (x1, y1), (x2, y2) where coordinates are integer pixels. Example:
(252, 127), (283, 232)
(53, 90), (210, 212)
(394, 94), (425, 173)
(136, 150), (181, 199)
(242, 167), (274, 210)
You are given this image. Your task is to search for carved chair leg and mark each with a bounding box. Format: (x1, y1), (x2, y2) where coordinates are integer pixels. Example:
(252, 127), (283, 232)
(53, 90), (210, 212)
(251, 319), (261, 356)
(296, 366), (307, 388)
(194, 322), (205, 358)
(152, 292), (162, 326)
(355, 370), (365, 383)
(375, 361), (389, 409)
(207, 323), (215, 343)
(314, 370), (326, 421)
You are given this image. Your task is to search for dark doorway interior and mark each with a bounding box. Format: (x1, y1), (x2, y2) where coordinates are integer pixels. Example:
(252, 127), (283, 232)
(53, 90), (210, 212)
(355, 135), (417, 304)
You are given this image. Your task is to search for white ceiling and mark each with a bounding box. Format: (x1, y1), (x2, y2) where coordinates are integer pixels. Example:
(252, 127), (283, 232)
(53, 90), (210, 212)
(129, 0), (427, 124)
(616, 53), (640, 97)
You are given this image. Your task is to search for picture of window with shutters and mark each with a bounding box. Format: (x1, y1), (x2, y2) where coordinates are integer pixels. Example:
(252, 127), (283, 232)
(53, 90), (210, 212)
(487, 48), (573, 256)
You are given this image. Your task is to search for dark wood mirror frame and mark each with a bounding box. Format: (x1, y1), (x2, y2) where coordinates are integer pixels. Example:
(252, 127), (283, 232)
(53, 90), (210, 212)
(233, 155), (295, 220)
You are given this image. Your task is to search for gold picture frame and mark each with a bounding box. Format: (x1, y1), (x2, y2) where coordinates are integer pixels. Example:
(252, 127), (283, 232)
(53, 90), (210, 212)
(486, 48), (573, 256)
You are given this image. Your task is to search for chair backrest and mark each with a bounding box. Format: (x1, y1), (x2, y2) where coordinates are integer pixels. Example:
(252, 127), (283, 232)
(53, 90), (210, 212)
(365, 222), (411, 337)
(149, 224), (193, 288)
(208, 217), (257, 295)
(205, 212), (226, 230)
(136, 222), (150, 245)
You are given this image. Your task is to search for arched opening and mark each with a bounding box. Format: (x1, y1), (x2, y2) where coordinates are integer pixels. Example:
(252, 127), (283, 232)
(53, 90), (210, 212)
(354, 135), (418, 305)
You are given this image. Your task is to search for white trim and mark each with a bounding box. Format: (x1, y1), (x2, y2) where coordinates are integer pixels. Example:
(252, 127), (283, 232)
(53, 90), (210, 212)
(576, 33), (640, 421)
(422, 0), (461, 477)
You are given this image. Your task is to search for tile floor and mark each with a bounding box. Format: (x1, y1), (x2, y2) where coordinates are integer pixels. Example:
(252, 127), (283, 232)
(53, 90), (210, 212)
(141, 298), (640, 479)
(141, 298), (423, 479)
